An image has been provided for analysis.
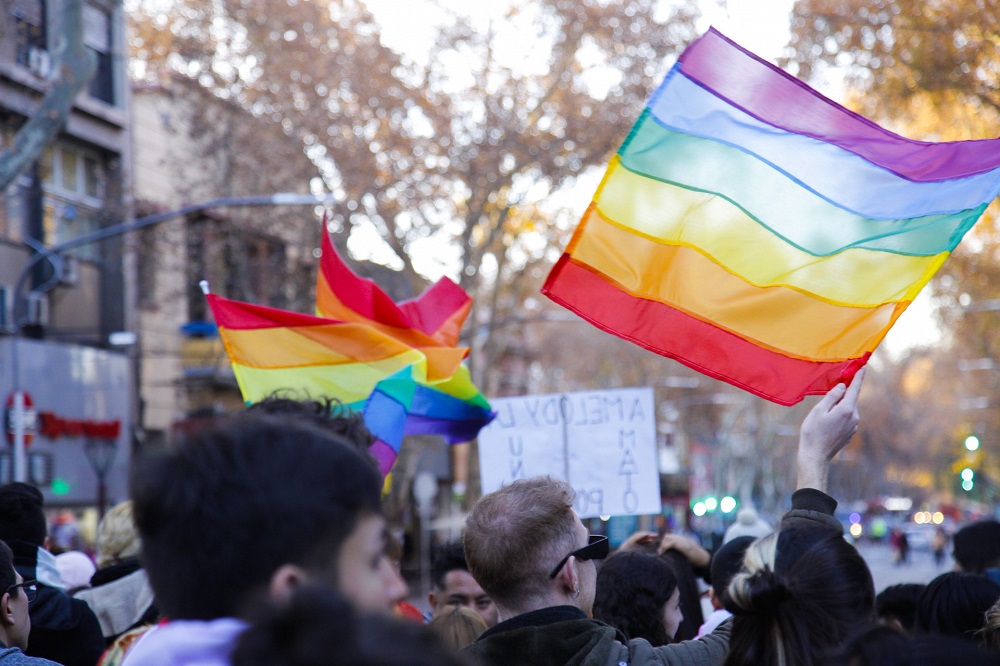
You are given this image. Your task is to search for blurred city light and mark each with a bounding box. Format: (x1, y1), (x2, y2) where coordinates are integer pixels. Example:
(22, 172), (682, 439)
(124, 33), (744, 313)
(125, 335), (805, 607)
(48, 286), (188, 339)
(962, 479), (974, 492)
(932, 512), (945, 524)
(961, 468), (975, 481)
(884, 497), (912, 511)
(849, 512), (861, 524)
(720, 496), (737, 514)
(692, 502), (707, 517)
(965, 435), (981, 451)
(704, 496), (718, 512)
(849, 523), (863, 538)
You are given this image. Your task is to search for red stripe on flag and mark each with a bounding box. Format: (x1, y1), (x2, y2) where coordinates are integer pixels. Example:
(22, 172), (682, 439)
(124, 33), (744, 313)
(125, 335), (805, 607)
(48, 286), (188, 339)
(541, 255), (869, 405)
(209, 294), (342, 330)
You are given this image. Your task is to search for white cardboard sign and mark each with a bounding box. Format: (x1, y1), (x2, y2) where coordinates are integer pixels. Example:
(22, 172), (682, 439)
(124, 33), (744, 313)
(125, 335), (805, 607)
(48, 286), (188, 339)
(478, 388), (661, 518)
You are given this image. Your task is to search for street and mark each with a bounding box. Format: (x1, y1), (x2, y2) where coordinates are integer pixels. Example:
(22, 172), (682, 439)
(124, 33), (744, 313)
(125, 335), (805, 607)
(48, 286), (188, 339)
(855, 541), (953, 592)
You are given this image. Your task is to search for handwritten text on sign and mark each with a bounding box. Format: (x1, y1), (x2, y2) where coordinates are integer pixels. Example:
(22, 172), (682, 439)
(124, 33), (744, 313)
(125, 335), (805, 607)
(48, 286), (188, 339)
(478, 388), (660, 518)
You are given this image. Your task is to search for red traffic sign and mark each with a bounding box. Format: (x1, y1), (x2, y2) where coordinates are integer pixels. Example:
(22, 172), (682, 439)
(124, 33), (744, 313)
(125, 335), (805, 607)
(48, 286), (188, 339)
(5, 392), (37, 448)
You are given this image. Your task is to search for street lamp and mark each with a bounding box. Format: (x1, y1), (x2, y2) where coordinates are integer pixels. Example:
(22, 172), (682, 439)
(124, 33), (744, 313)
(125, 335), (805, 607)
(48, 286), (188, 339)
(83, 437), (117, 519)
(7, 193), (335, 483)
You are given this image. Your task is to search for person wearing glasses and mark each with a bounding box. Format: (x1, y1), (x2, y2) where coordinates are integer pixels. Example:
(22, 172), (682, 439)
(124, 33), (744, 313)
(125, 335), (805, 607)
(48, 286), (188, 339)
(0, 484), (103, 666)
(461, 370), (864, 666)
(0, 540), (57, 665)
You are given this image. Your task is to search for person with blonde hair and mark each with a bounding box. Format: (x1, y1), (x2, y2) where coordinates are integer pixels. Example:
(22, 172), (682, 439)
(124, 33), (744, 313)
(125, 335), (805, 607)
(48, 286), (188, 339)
(978, 598), (1000, 650)
(74, 501), (158, 644)
(428, 606), (488, 652)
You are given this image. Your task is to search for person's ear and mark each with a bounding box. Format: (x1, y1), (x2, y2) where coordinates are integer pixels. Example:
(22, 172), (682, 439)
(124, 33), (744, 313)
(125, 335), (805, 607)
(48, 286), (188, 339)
(0, 592), (14, 628)
(557, 556), (579, 597)
(267, 564), (308, 604)
(428, 590), (438, 610)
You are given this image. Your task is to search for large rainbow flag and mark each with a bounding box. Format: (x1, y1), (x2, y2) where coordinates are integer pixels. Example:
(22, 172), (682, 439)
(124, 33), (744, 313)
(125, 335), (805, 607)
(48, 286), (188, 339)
(542, 28), (1000, 405)
(208, 232), (493, 474)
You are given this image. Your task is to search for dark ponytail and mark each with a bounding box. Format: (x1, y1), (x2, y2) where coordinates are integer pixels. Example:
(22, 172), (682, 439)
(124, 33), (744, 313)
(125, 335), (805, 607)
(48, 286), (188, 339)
(724, 526), (875, 666)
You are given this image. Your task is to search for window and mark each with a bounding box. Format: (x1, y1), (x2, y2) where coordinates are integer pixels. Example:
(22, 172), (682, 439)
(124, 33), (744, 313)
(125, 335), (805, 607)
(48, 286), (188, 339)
(11, 0), (46, 70)
(39, 143), (106, 259)
(83, 4), (114, 104)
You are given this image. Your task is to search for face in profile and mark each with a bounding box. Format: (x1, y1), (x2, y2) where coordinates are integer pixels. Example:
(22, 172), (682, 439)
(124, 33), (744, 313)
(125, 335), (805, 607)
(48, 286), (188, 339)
(661, 587), (683, 641)
(5, 571), (31, 651)
(336, 514), (409, 615)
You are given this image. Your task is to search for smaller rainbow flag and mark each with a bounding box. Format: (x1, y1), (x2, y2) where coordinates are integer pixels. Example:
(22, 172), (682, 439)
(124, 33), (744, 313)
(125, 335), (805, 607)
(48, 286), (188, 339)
(316, 226), (471, 348)
(543, 28), (1000, 405)
(208, 241), (493, 474)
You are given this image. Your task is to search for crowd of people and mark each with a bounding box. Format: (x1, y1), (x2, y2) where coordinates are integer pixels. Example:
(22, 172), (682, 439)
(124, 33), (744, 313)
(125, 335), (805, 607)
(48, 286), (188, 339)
(0, 370), (999, 665)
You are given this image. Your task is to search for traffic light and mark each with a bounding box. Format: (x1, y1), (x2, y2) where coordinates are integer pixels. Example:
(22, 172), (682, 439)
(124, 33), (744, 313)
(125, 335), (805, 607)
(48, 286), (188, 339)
(961, 467), (974, 492)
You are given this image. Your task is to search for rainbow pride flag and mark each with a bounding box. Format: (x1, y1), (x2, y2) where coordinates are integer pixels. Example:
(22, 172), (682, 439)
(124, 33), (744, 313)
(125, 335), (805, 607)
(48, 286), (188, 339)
(316, 225), (472, 348)
(207, 243), (493, 475)
(543, 28), (1000, 405)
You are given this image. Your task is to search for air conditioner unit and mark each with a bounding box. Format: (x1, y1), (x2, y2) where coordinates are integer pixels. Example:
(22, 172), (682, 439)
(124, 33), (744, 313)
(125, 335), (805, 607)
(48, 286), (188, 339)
(24, 292), (49, 328)
(59, 255), (80, 286)
(0, 286), (11, 332)
(28, 48), (52, 79)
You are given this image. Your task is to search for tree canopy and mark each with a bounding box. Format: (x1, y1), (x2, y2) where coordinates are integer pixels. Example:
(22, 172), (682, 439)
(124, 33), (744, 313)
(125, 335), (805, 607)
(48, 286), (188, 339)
(128, 0), (702, 387)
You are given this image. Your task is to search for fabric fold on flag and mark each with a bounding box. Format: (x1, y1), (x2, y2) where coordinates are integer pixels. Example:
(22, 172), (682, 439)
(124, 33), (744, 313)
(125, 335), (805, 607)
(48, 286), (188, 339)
(677, 28), (1000, 181)
(316, 224), (472, 347)
(649, 71), (1000, 217)
(543, 27), (998, 405)
(209, 254), (493, 476)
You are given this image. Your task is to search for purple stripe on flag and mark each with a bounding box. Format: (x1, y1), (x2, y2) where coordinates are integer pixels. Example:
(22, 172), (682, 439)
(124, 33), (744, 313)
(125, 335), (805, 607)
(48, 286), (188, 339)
(678, 28), (1000, 182)
(369, 439), (397, 478)
(403, 413), (494, 443)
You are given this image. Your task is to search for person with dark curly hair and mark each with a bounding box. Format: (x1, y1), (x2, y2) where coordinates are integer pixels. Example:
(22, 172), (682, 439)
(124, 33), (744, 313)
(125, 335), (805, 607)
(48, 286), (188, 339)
(723, 525), (876, 666)
(593, 550), (682, 645)
(429, 541), (497, 627)
(246, 394), (377, 462)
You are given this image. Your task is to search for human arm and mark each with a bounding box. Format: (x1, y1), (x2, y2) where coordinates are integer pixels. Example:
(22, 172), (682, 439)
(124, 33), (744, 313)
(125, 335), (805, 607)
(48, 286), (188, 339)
(637, 616), (731, 665)
(796, 368), (865, 493)
(657, 533), (711, 569)
(617, 531), (658, 551)
(782, 369), (865, 531)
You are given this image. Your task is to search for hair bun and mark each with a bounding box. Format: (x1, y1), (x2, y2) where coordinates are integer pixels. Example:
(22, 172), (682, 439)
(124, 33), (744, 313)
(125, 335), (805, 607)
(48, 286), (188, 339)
(745, 568), (791, 613)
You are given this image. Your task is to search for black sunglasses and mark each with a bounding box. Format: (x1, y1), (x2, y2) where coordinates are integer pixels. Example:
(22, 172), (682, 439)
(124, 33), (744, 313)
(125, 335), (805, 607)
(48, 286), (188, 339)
(549, 535), (610, 578)
(7, 579), (36, 603)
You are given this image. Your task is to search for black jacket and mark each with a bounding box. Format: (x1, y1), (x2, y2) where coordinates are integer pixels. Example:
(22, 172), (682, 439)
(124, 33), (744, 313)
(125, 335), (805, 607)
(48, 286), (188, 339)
(464, 606), (730, 666)
(9, 541), (104, 666)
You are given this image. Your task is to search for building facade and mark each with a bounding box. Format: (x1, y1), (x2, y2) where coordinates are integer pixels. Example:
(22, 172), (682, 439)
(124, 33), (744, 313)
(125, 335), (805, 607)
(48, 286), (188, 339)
(0, 0), (133, 506)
